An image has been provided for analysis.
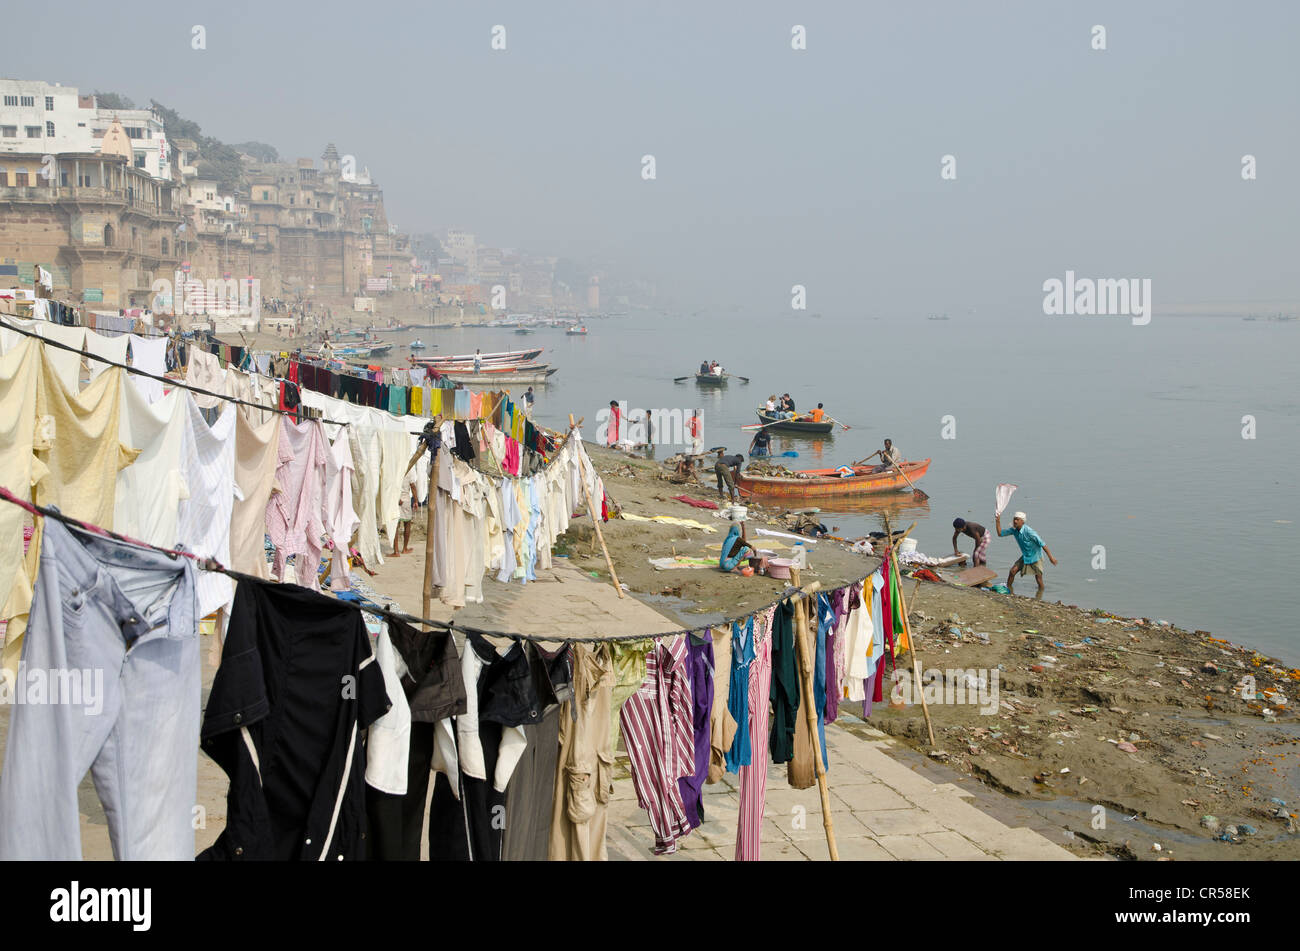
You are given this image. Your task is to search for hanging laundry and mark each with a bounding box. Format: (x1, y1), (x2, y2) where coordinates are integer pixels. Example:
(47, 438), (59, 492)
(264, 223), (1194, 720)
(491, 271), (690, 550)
(737, 607), (775, 861)
(550, 643), (616, 860)
(30, 322), (85, 391)
(724, 617), (755, 774)
(127, 333), (167, 403)
(199, 579), (390, 861)
(677, 633), (714, 829)
(429, 634), (535, 861)
(769, 600), (799, 764)
(0, 517), (199, 860)
(367, 619), (466, 861)
(620, 635), (696, 855)
(323, 433), (360, 592)
(267, 418), (328, 590)
(230, 410), (281, 580)
(453, 387), (471, 420)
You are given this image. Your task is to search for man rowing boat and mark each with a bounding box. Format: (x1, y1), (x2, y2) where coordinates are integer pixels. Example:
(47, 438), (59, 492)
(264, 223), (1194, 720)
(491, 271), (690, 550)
(862, 438), (902, 473)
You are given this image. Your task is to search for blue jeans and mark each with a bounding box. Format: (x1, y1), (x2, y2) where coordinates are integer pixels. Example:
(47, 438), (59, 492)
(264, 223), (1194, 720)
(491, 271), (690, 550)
(0, 517), (199, 860)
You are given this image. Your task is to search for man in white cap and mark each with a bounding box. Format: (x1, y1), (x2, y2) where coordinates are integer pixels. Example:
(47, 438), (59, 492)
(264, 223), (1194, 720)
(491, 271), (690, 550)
(995, 510), (1057, 596)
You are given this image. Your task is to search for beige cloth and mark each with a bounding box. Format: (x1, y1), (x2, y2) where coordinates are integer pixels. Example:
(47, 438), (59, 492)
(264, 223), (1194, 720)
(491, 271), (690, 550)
(549, 644), (616, 861)
(0, 340), (42, 677)
(230, 408), (281, 578)
(31, 322), (86, 392)
(706, 625), (738, 784)
(186, 348), (225, 408)
(2, 346), (136, 677)
(787, 604), (817, 790)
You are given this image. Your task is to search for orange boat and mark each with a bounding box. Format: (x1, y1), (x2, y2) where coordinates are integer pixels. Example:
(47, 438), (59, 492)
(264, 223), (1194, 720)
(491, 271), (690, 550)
(737, 459), (931, 500)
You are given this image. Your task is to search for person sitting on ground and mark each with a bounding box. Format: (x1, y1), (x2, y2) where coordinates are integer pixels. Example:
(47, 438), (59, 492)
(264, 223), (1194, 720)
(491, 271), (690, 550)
(670, 454), (700, 484)
(952, 517), (991, 567)
(996, 511), (1057, 596)
(714, 449), (744, 502)
(719, 521), (755, 572)
(748, 426), (771, 457)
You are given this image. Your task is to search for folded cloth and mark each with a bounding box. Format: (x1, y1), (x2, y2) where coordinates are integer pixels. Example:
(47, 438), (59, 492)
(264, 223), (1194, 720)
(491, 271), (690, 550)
(671, 494), (719, 510)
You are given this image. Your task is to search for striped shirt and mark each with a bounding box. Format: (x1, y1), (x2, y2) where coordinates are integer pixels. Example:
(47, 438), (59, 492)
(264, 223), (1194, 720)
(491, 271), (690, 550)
(737, 606), (775, 861)
(620, 635), (696, 854)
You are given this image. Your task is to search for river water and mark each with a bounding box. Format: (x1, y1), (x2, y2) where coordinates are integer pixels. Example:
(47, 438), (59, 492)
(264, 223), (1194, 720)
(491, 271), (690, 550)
(387, 311), (1300, 663)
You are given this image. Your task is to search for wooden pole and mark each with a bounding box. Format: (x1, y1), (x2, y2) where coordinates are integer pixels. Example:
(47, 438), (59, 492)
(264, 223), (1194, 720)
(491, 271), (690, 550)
(789, 567), (838, 860)
(569, 413), (624, 599)
(421, 423), (441, 626)
(883, 514), (935, 745)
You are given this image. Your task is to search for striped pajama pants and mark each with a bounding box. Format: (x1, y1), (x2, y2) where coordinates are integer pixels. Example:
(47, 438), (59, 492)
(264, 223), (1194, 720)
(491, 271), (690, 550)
(736, 611), (774, 861)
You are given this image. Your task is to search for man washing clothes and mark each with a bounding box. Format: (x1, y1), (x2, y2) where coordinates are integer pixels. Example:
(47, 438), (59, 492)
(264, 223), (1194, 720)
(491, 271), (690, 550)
(714, 449), (744, 502)
(952, 517), (991, 567)
(996, 511), (1057, 596)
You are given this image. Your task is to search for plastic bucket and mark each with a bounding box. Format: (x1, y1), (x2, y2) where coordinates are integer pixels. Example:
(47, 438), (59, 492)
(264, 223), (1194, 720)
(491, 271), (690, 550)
(728, 504), (748, 521)
(899, 537), (918, 554)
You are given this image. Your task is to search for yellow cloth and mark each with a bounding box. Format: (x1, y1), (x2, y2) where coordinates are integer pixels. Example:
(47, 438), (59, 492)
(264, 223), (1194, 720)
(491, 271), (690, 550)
(410, 386), (423, 415)
(428, 388), (442, 417)
(230, 409), (281, 578)
(2, 343), (138, 677)
(608, 639), (653, 750)
(619, 512), (718, 534)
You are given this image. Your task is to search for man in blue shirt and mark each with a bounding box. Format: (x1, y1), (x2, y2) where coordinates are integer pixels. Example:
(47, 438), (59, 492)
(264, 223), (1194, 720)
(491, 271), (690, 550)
(996, 510), (1057, 596)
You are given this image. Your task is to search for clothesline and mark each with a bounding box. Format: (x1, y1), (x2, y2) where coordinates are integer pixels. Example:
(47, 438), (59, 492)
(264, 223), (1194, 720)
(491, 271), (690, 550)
(0, 484), (866, 645)
(0, 316), (351, 428)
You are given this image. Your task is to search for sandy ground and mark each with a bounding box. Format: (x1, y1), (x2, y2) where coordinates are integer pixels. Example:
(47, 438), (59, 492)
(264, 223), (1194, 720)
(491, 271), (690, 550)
(567, 445), (1300, 860)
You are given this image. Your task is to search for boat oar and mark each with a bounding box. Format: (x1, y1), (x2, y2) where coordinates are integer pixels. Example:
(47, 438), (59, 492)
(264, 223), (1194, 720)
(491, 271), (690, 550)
(892, 462), (929, 501)
(824, 415), (851, 431)
(736, 375), (750, 383)
(673, 375), (691, 383)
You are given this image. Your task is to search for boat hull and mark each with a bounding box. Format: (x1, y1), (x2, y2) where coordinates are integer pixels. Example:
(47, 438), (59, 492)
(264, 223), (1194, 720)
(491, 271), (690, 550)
(414, 347), (543, 366)
(695, 373), (728, 385)
(738, 459), (931, 499)
(443, 365), (558, 385)
(754, 410), (834, 434)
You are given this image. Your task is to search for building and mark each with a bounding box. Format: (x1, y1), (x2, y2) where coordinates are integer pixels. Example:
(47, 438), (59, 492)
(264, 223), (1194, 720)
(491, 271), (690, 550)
(0, 80), (171, 181)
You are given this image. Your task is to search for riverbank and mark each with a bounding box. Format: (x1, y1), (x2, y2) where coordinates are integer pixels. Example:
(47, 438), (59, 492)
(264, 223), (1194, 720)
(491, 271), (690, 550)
(574, 444), (1300, 860)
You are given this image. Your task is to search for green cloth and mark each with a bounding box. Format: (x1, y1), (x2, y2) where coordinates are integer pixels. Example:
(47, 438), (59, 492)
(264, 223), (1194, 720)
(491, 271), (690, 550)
(609, 638), (653, 749)
(769, 600), (799, 763)
(387, 385), (407, 415)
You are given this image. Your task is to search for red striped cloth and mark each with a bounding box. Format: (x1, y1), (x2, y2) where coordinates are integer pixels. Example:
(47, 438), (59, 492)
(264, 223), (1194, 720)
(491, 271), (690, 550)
(737, 606), (775, 860)
(620, 635), (696, 854)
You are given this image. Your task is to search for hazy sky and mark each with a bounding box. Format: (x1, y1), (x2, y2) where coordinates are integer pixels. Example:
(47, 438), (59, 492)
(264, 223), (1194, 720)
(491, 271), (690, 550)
(7, 1), (1298, 316)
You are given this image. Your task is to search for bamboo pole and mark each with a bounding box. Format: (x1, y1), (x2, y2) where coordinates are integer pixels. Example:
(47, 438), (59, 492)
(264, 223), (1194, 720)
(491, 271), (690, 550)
(883, 514), (935, 745)
(789, 567), (838, 860)
(569, 414), (624, 598)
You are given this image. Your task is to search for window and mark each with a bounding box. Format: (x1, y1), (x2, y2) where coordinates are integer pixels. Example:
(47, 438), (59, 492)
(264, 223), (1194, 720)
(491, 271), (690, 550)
(19, 96), (34, 107)
(25, 127), (41, 138)
(45, 96), (54, 110)
(60, 170), (68, 186)
(161, 238), (169, 255)
(261, 190), (269, 200)
(126, 127), (143, 139)
(134, 155), (145, 168)
(2, 96), (16, 107)
(0, 171), (7, 186)
(0, 126), (15, 138)
(46, 122), (54, 137)
(15, 170), (29, 186)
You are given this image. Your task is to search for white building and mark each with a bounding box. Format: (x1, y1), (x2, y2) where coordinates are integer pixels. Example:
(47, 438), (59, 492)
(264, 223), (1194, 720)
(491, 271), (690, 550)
(0, 79), (171, 181)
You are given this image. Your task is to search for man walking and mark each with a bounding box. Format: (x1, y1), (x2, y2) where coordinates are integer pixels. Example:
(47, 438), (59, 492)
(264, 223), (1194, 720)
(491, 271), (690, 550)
(391, 475), (419, 557)
(952, 517), (991, 567)
(714, 450), (744, 502)
(687, 410), (702, 455)
(996, 511), (1057, 596)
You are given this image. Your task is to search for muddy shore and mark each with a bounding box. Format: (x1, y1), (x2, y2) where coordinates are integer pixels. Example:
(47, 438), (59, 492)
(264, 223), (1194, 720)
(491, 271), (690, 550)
(575, 444), (1300, 861)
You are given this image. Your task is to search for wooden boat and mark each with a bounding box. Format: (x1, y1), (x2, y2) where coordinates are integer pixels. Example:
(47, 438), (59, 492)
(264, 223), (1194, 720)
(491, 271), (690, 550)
(695, 372), (729, 386)
(409, 339), (428, 350)
(367, 343), (393, 357)
(514, 327), (535, 335)
(737, 459), (931, 500)
(442, 364), (558, 385)
(565, 326), (588, 336)
(754, 409), (834, 434)
(414, 347), (543, 366)
(370, 325), (412, 333)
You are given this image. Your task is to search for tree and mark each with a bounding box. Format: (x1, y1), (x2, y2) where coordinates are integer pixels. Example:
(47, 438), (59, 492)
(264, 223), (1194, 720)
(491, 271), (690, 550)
(93, 91), (135, 110)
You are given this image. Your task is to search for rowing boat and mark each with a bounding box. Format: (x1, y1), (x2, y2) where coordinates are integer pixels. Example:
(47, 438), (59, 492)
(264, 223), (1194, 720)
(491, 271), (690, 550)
(737, 459), (931, 499)
(442, 364), (558, 385)
(413, 347), (543, 366)
(695, 372), (729, 386)
(753, 409), (834, 434)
